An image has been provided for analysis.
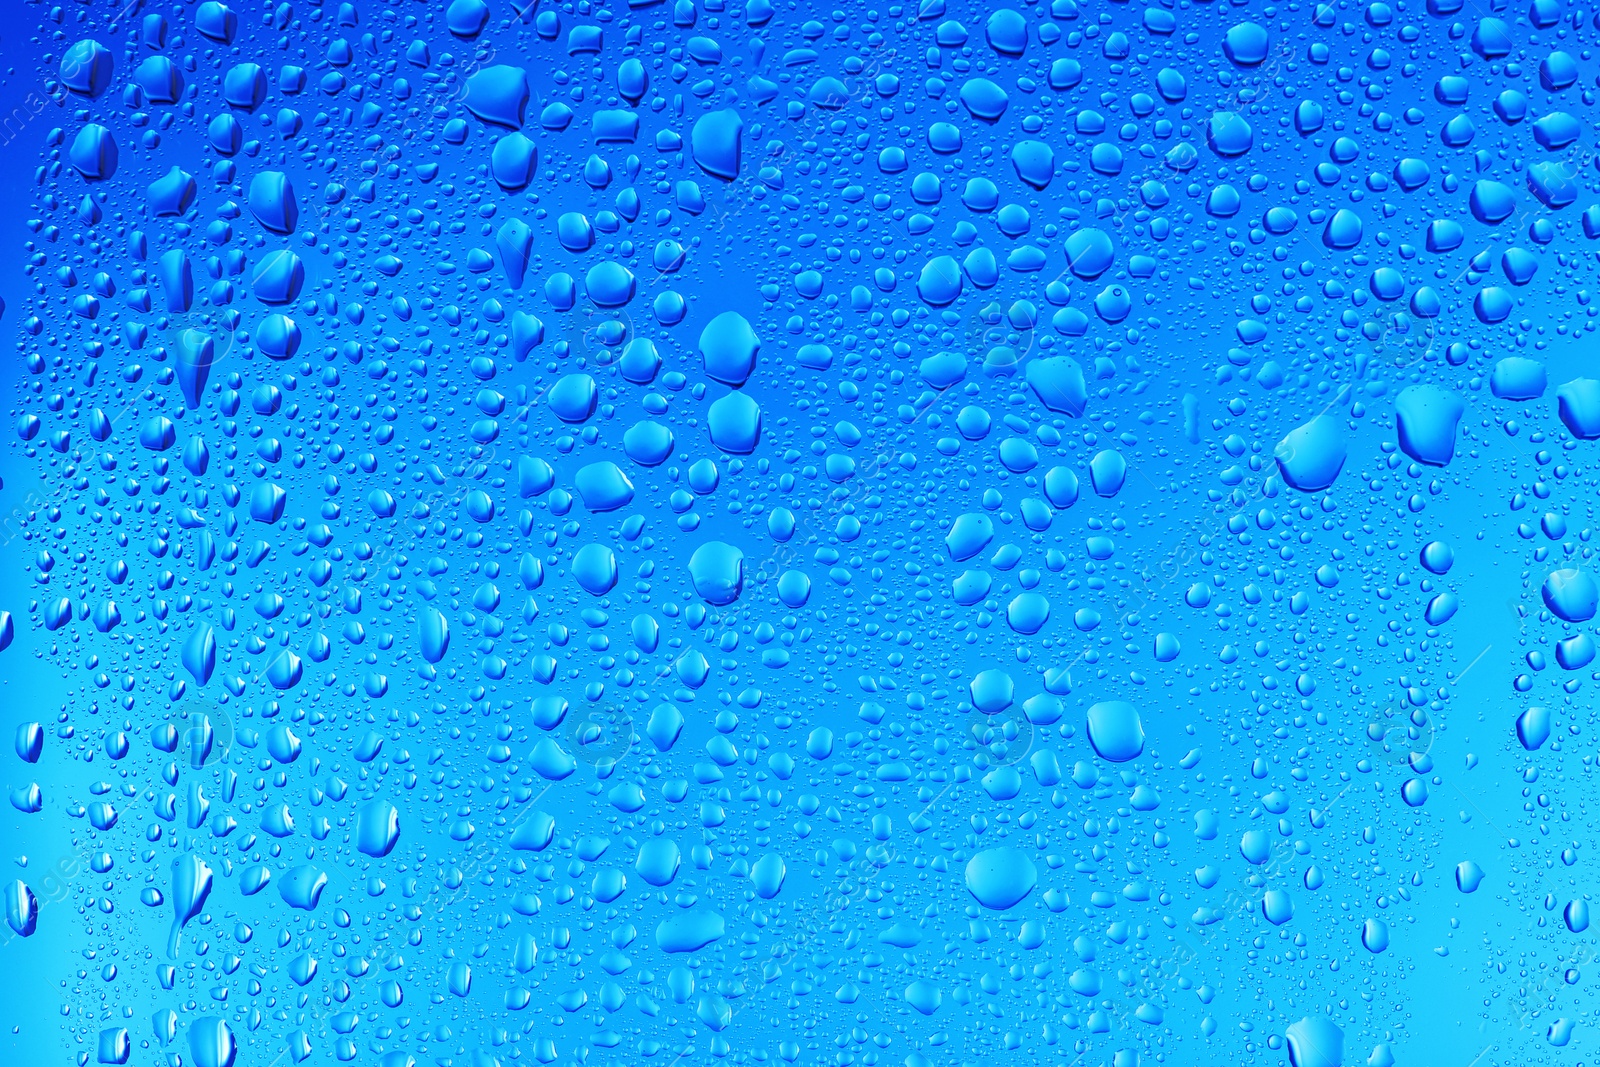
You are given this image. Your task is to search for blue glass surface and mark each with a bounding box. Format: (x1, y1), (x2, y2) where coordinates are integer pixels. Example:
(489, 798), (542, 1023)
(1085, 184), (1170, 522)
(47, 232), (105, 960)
(0, 2), (1595, 1065)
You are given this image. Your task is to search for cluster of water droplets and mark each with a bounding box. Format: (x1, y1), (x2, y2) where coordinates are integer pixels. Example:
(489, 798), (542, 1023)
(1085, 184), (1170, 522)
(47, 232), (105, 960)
(13, 0), (1600, 1064)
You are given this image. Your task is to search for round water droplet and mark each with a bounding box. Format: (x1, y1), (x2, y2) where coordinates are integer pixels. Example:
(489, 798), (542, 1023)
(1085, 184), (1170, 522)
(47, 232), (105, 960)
(1063, 228), (1115, 279)
(1322, 208), (1365, 249)
(1222, 22), (1270, 65)
(699, 312), (760, 386)
(1543, 569), (1597, 622)
(572, 544), (619, 596)
(623, 420), (675, 466)
(964, 847), (1037, 910)
(1419, 541), (1454, 575)
(916, 257), (963, 306)
(356, 800), (400, 857)
(1085, 700), (1144, 762)
(1455, 861), (1484, 893)
(706, 392), (762, 454)
(750, 852), (786, 898)
(464, 65), (530, 127)
(904, 980), (943, 1015)
(635, 838), (682, 886)
(1206, 112), (1255, 157)
(969, 669), (1015, 713)
(1394, 384), (1464, 466)
(548, 373), (599, 423)
(688, 542), (744, 605)
(1286, 1017), (1343, 1067)
(585, 262), (636, 308)
(187, 1018), (238, 1067)
(1361, 917), (1390, 953)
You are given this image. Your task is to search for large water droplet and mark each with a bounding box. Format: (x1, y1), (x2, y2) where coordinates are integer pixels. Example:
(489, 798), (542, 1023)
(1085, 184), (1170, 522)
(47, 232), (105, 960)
(1085, 700), (1145, 762)
(964, 847), (1037, 910)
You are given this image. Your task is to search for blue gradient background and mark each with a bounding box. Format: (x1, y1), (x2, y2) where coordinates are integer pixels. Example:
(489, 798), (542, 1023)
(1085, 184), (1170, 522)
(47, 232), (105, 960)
(0, 1), (1596, 1065)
